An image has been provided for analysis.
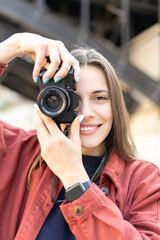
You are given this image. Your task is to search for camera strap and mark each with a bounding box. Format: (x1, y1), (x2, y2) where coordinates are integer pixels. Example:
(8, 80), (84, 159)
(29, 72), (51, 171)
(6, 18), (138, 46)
(90, 149), (112, 184)
(63, 124), (70, 138)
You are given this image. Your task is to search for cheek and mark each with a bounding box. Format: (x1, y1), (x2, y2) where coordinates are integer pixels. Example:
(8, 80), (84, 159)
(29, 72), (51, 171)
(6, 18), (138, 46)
(98, 104), (113, 123)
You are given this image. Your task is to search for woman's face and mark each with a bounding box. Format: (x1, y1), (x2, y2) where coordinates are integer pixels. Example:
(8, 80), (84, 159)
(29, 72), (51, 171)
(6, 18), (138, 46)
(77, 65), (113, 156)
(61, 65), (113, 156)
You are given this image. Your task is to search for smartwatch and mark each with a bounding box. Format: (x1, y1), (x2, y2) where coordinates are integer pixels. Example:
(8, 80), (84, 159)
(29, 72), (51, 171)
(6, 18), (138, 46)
(65, 180), (92, 202)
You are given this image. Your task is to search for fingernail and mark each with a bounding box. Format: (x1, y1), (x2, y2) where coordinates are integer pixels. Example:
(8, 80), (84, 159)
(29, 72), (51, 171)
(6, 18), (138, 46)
(55, 77), (61, 83)
(79, 115), (84, 123)
(43, 78), (50, 84)
(34, 76), (38, 83)
(34, 104), (39, 112)
(76, 76), (80, 83)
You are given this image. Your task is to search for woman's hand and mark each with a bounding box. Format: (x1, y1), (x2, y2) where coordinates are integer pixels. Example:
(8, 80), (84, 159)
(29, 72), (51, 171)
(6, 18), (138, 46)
(34, 107), (89, 189)
(0, 32), (80, 82)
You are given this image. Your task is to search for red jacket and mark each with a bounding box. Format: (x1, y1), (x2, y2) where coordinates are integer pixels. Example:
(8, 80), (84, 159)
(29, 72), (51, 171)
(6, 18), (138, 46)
(0, 64), (160, 239)
(0, 120), (160, 240)
(0, 63), (7, 75)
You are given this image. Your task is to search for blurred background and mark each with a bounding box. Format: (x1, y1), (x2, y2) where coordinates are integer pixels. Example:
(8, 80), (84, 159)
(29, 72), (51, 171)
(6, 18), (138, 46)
(0, 0), (160, 166)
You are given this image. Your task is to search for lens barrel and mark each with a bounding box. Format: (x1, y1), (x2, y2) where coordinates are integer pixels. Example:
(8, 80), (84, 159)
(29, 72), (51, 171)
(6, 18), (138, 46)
(37, 86), (70, 118)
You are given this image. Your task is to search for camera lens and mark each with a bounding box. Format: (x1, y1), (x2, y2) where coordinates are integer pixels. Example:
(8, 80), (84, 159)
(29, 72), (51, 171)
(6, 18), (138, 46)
(47, 95), (61, 110)
(37, 86), (70, 118)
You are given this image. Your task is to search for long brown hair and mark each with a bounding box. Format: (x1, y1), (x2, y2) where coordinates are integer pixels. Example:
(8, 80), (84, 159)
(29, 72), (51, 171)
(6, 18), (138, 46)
(70, 46), (137, 160)
(27, 46), (137, 187)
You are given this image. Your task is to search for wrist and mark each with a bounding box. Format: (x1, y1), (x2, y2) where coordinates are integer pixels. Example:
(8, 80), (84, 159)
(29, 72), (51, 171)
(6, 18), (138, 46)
(63, 176), (90, 190)
(7, 33), (22, 55)
(61, 171), (90, 190)
(14, 33), (25, 55)
(0, 33), (22, 64)
(10, 33), (28, 56)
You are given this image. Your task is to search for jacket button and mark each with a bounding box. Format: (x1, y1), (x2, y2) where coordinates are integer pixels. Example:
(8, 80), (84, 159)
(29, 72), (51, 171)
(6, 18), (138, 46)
(101, 187), (108, 195)
(73, 205), (83, 215)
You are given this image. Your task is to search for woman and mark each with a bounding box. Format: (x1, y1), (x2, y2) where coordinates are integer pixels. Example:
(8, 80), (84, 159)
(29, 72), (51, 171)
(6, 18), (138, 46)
(0, 33), (160, 240)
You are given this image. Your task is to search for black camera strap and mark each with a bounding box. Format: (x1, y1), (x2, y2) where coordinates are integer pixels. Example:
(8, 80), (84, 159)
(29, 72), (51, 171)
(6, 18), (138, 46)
(63, 124), (70, 138)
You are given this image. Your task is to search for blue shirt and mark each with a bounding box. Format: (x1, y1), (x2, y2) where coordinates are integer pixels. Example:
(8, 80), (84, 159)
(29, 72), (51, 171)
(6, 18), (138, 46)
(36, 155), (103, 240)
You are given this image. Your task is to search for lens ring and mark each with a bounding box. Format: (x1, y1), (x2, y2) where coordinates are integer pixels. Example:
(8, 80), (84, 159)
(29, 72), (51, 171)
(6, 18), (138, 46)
(37, 86), (70, 117)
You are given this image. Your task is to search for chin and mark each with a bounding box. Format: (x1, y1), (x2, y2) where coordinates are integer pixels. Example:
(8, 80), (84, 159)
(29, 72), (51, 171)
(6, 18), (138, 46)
(81, 138), (105, 155)
(81, 138), (98, 148)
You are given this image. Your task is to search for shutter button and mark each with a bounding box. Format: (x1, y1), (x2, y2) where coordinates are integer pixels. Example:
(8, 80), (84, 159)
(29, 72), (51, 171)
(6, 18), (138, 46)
(101, 187), (108, 195)
(73, 205), (83, 216)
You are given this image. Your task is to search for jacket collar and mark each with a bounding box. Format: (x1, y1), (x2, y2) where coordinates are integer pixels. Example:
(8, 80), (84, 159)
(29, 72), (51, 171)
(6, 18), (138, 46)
(101, 152), (125, 189)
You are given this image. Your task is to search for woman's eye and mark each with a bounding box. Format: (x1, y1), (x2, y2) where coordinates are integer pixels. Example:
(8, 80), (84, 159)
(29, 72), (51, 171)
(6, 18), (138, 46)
(95, 96), (108, 101)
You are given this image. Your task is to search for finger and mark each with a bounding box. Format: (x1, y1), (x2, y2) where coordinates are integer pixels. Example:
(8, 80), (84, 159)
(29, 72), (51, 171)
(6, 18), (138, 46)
(54, 57), (80, 83)
(34, 104), (51, 137)
(70, 115), (84, 144)
(54, 45), (80, 82)
(32, 49), (46, 80)
(34, 112), (50, 142)
(42, 50), (61, 81)
(53, 58), (73, 82)
(72, 58), (80, 83)
(37, 110), (63, 137)
(34, 113), (54, 163)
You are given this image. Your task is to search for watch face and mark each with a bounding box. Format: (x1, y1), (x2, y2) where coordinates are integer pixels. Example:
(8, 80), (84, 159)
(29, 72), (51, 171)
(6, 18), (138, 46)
(66, 184), (85, 202)
(65, 181), (92, 202)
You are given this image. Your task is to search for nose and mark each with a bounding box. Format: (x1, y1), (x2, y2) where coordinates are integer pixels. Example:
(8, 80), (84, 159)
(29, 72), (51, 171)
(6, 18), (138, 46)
(76, 100), (95, 119)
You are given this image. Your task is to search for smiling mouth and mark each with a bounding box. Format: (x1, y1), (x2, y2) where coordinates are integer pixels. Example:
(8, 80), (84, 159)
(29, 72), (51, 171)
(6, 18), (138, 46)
(80, 124), (102, 132)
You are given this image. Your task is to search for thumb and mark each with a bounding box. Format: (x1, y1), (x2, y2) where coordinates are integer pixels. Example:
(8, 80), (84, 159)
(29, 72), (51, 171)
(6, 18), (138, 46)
(70, 115), (84, 144)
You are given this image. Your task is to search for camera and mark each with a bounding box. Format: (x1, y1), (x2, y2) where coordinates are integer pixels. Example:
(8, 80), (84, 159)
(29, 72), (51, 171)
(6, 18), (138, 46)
(37, 69), (79, 124)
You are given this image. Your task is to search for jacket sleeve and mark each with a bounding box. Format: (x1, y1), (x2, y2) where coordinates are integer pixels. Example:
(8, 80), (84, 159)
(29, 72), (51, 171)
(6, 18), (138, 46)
(122, 161), (160, 240)
(0, 63), (8, 75)
(60, 162), (160, 240)
(60, 183), (124, 240)
(0, 121), (39, 240)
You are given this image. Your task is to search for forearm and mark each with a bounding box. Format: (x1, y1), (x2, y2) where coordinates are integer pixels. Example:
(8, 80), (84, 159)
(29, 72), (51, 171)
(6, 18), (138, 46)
(60, 167), (90, 190)
(0, 33), (22, 64)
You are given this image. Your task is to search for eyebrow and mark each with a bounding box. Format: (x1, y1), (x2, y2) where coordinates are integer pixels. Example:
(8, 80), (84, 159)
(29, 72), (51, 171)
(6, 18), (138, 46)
(92, 90), (109, 94)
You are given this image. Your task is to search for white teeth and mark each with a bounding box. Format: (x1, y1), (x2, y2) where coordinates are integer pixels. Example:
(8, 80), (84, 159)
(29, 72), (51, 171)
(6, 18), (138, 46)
(80, 126), (98, 131)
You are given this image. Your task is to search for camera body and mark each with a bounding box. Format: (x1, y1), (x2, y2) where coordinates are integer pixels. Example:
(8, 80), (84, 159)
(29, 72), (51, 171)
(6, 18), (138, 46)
(37, 69), (79, 123)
